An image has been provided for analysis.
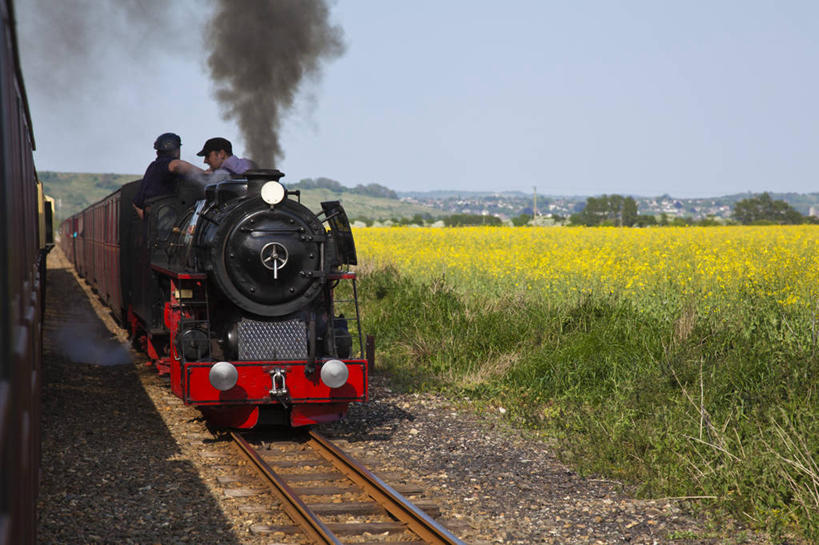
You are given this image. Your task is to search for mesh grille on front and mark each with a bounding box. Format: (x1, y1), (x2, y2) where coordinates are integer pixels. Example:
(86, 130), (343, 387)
(237, 318), (307, 360)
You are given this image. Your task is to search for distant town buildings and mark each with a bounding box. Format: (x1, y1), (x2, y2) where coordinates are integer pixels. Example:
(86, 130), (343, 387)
(400, 192), (744, 223)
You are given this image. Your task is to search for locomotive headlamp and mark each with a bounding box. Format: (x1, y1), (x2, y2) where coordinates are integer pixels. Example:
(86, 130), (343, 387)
(320, 359), (349, 389)
(209, 361), (238, 391)
(261, 180), (286, 205)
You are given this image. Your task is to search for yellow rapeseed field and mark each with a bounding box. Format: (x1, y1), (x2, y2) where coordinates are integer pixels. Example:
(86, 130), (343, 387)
(355, 226), (819, 313)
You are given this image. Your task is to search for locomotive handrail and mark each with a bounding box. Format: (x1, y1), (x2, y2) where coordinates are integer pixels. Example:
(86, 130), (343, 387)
(318, 209), (343, 223)
(327, 272), (356, 280)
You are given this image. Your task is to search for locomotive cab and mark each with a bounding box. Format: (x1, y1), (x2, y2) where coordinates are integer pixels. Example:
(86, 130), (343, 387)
(120, 178), (206, 333)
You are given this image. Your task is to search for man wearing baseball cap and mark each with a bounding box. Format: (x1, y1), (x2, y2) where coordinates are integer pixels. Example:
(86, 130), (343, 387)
(197, 137), (255, 176)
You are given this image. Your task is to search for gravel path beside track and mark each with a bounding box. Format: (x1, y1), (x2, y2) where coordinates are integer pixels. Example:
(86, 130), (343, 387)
(38, 249), (773, 544)
(39, 252), (246, 544)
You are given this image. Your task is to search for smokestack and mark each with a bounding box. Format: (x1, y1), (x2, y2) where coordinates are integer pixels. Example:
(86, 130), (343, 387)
(204, 0), (345, 167)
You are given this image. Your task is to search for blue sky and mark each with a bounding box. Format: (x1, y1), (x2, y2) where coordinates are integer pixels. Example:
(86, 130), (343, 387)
(16, 1), (819, 197)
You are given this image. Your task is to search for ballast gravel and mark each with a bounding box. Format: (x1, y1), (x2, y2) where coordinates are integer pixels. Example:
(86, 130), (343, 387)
(38, 249), (776, 545)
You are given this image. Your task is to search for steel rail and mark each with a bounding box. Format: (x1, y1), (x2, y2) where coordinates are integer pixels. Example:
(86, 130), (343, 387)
(229, 432), (343, 545)
(307, 430), (467, 545)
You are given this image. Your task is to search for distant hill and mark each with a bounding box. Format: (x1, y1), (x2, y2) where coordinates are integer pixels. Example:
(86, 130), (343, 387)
(39, 171), (444, 224)
(292, 187), (444, 222)
(39, 171), (140, 224)
(287, 177), (445, 221)
(39, 170), (819, 224)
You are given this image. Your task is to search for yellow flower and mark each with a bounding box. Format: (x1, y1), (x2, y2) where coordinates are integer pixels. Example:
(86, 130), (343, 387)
(354, 225), (819, 315)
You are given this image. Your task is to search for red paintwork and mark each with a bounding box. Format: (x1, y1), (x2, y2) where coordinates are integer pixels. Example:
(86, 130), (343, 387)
(183, 359), (368, 405)
(200, 406), (260, 429)
(170, 358), (183, 397)
(152, 353), (171, 375)
(290, 403), (350, 426)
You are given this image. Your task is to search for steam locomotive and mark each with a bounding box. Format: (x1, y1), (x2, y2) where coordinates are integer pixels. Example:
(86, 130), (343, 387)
(59, 170), (369, 428)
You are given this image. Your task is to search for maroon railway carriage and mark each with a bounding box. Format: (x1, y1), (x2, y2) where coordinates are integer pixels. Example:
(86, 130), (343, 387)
(59, 170), (368, 429)
(59, 195), (121, 309)
(0, 0), (52, 543)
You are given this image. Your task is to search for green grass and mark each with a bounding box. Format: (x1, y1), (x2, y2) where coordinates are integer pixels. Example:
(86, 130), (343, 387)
(356, 265), (819, 543)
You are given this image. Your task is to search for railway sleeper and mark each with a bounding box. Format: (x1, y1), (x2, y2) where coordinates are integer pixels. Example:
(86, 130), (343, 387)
(250, 520), (408, 535)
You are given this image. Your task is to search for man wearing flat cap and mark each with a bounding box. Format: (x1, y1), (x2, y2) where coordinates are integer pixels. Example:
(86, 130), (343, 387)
(197, 137), (255, 177)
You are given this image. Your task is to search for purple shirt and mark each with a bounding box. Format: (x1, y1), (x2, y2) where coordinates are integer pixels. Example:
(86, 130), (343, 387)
(216, 155), (255, 176)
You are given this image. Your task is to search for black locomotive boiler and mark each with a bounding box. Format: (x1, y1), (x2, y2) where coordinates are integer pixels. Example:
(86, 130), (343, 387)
(60, 170), (368, 428)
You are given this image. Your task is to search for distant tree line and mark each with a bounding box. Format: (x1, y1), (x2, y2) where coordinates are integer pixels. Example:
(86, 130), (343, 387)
(511, 213), (532, 226)
(350, 213), (503, 227)
(732, 192), (808, 224)
(292, 177), (397, 199)
(569, 195), (642, 226)
(352, 213), (436, 227)
(443, 213), (502, 227)
(564, 192), (817, 227)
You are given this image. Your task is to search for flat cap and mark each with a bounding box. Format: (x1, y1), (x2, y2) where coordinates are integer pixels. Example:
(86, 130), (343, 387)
(196, 137), (232, 156)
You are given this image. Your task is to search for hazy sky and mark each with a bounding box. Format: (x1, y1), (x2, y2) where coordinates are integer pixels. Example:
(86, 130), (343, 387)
(16, 1), (819, 197)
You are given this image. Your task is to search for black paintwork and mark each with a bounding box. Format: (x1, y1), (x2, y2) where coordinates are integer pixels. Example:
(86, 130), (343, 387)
(117, 169), (355, 363)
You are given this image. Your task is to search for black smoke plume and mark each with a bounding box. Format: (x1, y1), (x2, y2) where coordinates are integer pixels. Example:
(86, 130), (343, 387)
(16, 1), (343, 167)
(205, 0), (345, 167)
(17, 1), (199, 99)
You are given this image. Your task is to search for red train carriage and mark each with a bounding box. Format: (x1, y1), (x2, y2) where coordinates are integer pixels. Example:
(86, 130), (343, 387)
(60, 171), (369, 429)
(81, 195), (122, 310)
(0, 0), (51, 543)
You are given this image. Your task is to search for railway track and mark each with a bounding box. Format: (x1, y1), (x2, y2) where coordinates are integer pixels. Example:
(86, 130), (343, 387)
(230, 430), (468, 545)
